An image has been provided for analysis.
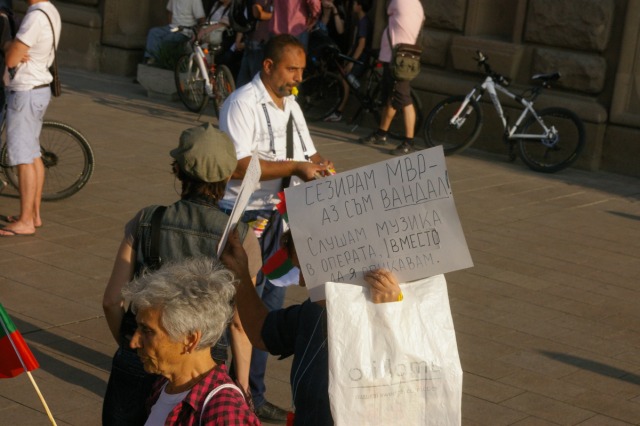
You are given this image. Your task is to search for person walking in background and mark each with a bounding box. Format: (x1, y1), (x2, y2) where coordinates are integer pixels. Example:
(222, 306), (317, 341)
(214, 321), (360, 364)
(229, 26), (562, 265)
(102, 124), (261, 425)
(358, 0), (424, 155)
(0, 0), (60, 238)
(219, 34), (333, 423)
(143, 0), (205, 65)
(270, 0), (321, 49)
(123, 257), (260, 425)
(324, 0), (372, 122)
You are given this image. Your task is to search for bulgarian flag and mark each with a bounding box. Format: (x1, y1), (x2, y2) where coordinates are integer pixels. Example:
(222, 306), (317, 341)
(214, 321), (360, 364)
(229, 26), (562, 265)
(263, 247), (299, 287)
(0, 304), (39, 379)
(276, 191), (288, 223)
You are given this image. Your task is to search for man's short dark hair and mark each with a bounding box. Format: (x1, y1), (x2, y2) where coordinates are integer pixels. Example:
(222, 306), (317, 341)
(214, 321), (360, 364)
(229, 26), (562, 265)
(263, 34), (305, 64)
(357, 0), (372, 12)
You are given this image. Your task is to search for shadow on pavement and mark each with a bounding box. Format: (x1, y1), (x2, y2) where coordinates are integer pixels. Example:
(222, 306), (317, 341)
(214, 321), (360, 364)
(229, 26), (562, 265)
(15, 317), (111, 397)
(540, 350), (640, 386)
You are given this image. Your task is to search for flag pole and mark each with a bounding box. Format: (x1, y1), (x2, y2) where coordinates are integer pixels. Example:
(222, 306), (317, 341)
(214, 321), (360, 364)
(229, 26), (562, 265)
(25, 371), (57, 426)
(0, 317), (57, 426)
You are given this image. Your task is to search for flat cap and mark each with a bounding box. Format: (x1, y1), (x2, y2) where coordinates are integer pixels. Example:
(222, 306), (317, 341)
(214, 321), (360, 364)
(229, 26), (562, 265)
(170, 123), (237, 182)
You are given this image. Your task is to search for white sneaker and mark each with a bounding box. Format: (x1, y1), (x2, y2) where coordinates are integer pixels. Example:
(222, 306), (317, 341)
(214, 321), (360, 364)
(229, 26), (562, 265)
(324, 112), (342, 122)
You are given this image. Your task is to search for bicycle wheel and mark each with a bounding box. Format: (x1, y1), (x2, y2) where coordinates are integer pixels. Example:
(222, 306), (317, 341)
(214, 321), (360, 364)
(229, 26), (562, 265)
(211, 64), (235, 119)
(423, 95), (482, 155)
(371, 86), (424, 142)
(297, 72), (344, 122)
(1, 121), (95, 201)
(517, 107), (585, 173)
(175, 54), (208, 113)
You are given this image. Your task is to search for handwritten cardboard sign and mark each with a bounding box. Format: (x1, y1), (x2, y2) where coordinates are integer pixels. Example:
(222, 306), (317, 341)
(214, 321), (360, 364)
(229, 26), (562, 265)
(285, 146), (473, 301)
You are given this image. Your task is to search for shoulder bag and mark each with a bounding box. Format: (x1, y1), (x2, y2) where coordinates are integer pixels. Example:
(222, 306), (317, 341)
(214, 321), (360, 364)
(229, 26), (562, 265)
(35, 9), (61, 97)
(387, 21), (423, 82)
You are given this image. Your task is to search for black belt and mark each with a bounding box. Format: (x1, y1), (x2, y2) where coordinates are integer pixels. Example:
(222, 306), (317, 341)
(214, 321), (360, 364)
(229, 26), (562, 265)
(33, 84), (49, 90)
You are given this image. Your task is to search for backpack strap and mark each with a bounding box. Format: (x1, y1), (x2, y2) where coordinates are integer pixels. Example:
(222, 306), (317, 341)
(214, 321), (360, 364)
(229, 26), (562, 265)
(199, 383), (245, 426)
(146, 205), (167, 270)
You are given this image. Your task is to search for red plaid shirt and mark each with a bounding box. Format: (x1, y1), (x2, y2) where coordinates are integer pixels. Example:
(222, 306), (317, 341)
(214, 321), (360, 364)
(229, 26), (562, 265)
(146, 364), (260, 425)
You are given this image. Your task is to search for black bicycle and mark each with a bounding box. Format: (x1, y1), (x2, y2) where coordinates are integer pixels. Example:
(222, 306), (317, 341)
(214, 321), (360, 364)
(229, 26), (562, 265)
(0, 110), (94, 201)
(297, 44), (423, 139)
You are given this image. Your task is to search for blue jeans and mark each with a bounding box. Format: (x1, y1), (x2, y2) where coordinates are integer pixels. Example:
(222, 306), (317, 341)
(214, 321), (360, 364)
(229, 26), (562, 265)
(237, 44), (264, 87)
(144, 25), (188, 60)
(231, 209), (287, 408)
(249, 279), (286, 408)
(296, 31), (309, 51)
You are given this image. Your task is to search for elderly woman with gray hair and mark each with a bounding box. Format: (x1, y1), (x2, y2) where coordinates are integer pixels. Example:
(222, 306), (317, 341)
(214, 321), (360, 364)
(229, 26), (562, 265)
(123, 257), (260, 425)
(102, 123), (262, 425)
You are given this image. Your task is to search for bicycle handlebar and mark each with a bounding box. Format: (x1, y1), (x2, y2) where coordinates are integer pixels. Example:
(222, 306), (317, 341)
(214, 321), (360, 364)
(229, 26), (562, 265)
(170, 21), (218, 33)
(337, 52), (365, 67)
(316, 44), (366, 67)
(475, 50), (510, 87)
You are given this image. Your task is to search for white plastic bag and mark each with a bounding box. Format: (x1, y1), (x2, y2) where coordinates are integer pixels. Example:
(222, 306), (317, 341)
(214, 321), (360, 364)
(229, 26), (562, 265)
(326, 275), (462, 425)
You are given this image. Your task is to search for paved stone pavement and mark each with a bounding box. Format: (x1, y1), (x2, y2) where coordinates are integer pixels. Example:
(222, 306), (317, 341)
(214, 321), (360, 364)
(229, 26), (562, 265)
(0, 69), (639, 425)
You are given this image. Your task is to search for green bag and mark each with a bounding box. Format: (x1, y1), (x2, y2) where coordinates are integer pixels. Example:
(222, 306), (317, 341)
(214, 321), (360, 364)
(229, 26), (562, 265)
(391, 43), (422, 81)
(386, 18), (423, 82)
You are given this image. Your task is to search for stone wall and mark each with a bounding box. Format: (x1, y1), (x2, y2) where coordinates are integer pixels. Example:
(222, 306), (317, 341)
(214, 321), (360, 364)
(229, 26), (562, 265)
(15, 0), (103, 71)
(40, 0), (640, 177)
(414, 0), (639, 177)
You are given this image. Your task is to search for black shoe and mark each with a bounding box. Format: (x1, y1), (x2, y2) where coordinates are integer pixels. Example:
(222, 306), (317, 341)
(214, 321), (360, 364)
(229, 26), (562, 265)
(358, 131), (388, 146)
(391, 141), (415, 155)
(254, 400), (288, 424)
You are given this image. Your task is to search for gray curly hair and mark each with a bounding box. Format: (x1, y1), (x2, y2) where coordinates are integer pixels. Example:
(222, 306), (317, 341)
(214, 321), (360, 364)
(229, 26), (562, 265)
(122, 257), (236, 349)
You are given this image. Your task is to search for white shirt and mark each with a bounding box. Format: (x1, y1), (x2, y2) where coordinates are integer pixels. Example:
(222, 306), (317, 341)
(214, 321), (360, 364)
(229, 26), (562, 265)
(207, 1), (231, 24)
(144, 384), (190, 426)
(219, 72), (318, 211)
(378, 0), (424, 63)
(8, 2), (61, 91)
(167, 0), (205, 27)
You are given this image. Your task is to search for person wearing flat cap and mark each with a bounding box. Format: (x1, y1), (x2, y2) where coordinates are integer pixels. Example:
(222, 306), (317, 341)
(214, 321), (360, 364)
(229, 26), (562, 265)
(102, 123), (262, 426)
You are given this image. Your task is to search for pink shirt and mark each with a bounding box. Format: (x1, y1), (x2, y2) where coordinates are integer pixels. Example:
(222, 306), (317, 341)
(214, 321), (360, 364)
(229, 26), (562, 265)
(379, 0), (424, 63)
(269, 0), (321, 37)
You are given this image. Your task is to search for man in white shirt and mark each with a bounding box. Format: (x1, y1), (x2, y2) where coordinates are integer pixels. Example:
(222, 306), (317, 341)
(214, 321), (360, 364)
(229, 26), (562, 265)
(219, 33), (333, 423)
(0, 0), (60, 237)
(143, 0), (205, 65)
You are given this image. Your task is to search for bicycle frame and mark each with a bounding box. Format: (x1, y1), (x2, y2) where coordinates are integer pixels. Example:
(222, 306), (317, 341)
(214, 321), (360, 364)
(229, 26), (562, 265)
(188, 44), (214, 97)
(454, 76), (559, 145)
(328, 52), (384, 123)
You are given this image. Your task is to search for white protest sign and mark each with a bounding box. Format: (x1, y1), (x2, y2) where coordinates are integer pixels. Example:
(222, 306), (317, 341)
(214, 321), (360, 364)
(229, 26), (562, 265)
(285, 146), (473, 301)
(217, 151), (261, 257)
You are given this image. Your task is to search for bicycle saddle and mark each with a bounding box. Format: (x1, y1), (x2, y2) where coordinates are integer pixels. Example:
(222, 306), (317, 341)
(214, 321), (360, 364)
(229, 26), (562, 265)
(531, 72), (560, 82)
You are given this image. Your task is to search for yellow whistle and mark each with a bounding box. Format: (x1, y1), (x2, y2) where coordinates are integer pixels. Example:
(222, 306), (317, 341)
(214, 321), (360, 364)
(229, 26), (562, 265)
(291, 86), (299, 96)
